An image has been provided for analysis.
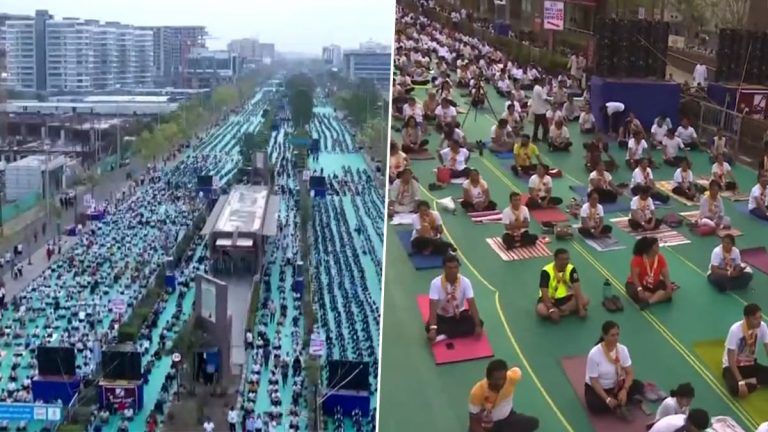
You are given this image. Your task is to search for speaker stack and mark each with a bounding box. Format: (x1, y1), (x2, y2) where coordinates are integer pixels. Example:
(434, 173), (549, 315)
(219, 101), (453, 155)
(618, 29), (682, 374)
(716, 29), (768, 83)
(321, 360), (372, 417)
(594, 18), (669, 80)
(102, 345), (143, 381)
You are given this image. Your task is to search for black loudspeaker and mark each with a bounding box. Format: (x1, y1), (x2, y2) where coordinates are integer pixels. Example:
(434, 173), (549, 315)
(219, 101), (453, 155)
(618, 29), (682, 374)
(594, 18), (668, 80)
(326, 360), (370, 392)
(36, 346), (76, 376)
(197, 175), (213, 188)
(102, 346), (142, 381)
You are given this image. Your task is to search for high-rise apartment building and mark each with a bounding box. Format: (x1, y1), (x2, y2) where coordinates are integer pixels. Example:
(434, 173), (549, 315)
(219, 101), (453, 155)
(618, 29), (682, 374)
(138, 26), (207, 87)
(228, 38), (260, 60)
(322, 44), (343, 66)
(0, 10), (154, 92)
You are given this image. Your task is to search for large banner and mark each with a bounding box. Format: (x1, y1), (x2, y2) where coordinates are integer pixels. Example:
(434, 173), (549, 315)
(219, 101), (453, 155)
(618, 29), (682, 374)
(103, 385), (137, 411)
(543, 1), (565, 31)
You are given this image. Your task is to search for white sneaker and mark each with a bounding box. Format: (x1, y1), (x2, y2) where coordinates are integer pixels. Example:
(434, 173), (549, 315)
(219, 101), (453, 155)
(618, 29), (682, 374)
(434, 334), (448, 343)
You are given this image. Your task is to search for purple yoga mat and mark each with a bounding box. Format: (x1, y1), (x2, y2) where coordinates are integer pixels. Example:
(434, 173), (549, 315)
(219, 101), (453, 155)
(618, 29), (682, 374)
(741, 247), (768, 275)
(561, 356), (652, 432)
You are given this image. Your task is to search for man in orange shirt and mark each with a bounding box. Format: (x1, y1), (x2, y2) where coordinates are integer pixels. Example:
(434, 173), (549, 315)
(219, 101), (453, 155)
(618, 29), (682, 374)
(468, 359), (540, 432)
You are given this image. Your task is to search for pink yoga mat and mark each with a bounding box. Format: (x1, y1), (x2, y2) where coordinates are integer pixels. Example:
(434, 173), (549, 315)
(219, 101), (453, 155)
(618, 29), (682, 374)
(741, 247), (768, 275)
(416, 295), (494, 365)
(561, 356), (652, 432)
(520, 194), (571, 224)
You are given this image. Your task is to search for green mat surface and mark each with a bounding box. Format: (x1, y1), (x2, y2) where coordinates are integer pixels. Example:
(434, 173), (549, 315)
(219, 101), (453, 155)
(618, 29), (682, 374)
(694, 339), (768, 425)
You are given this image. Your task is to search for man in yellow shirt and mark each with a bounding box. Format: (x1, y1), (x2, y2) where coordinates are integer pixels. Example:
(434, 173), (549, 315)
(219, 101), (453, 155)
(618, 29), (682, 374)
(511, 134), (546, 177)
(468, 359), (540, 432)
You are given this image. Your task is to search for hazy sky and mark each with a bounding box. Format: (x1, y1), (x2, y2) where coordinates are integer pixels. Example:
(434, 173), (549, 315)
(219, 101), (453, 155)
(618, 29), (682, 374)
(3, 0), (395, 53)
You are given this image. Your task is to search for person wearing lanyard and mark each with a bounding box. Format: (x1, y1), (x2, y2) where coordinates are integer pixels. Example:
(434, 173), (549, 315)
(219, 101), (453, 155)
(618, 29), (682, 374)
(536, 248), (589, 322)
(468, 359), (540, 432)
(526, 164), (563, 209)
(425, 255), (483, 342)
(707, 234), (753, 292)
(511, 135), (546, 177)
(585, 321), (645, 421)
(722, 303), (768, 398)
(625, 236), (677, 310)
(578, 190), (613, 238)
(500, 192), (539, 250)
(438, 139), (471, 179)
(410, 200), (455, 256)
(461, 169), (497, 212)
(710, 153), (738, 192)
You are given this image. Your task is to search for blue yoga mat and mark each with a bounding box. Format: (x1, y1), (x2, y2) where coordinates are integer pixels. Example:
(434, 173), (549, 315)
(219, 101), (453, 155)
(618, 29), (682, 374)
(735, 202), (768, 223)
(396, 229), (444, 270)
(568, 185), (632, 214)
(493, 151), (515, 160)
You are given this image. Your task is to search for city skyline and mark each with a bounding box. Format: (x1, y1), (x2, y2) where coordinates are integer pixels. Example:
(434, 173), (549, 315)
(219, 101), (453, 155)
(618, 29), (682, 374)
(1, 0), (394, 54)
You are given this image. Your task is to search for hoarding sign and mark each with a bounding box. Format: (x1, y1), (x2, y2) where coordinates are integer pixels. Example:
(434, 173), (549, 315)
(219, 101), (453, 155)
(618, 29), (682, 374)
(543, 1), (565, 31)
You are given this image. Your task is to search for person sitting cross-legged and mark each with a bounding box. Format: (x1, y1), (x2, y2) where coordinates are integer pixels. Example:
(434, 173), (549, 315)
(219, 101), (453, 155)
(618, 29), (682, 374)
(707, 234), (753, 292)
(438, 139), (471, 179)
(585, 136), (616, 173)
(511, 134), (546, 177)
(748, 174), (768, 221)
(671, 159), (701, 202)
(588, 162), (621, 204)
(489, 118), (515, 153)
(722, 303), (768, 399)
(536, 248), (589, 322)
(630, 158), (670, 204)
(425, 255), (484, 342)
(461, 169), (497, 212)
(629, 186), (663, 232)
(579, 190), (613, 238)
(468, 359), (540, 432)
(662, 128), (689, 167)
(548, 119), (572, 151)
(411, 200), (456, 256)
(388, 168), (421, 216)
(526, 164), (563, 209)
(710, 153), (738, 192)
(625, 236), (677, 309)
(501, 192), (538, 250)
(696, 180), (731, 235)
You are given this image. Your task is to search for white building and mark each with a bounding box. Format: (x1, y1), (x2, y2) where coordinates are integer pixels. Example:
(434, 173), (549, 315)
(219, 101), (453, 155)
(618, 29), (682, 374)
(322, 44), (343, 66)
(0, 10), (154, 92)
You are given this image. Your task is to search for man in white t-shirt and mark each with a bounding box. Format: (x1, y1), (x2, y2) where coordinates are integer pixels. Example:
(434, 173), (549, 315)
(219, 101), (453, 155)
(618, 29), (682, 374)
(693, 63), (708, 87)
(435, 98), (458, 131)
(579, 107), (596, 133)
(530, 77), (550, 142)
(625, 131), (650, 169)
(747, 175), (768, 221)
(501, 191), (538, 249)
(604, 101), (625, 135)
(489, 118), (514, 153)
(722, 303), (768, 398)
(629, 186), (663, 231)
(411, 200), (456, 256)
(425, 254), (483, 342)
(203, 417), (215, 432)
(662, 129), (688, 167)
(650, 117), (668, 148)
(648, 409), (710, 432)
(675, 118), (699, 150)
(526, 166), (563, 209)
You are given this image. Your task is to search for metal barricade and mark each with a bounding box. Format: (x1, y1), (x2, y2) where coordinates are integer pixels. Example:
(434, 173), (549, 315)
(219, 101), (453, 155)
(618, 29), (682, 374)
(696, 100), (743, 156)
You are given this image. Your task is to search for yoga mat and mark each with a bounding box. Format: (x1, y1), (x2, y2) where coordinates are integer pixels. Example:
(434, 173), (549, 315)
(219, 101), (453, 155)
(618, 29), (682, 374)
(693, 340), (768, 424)
(610, 217), (691, 246)
(678, 211), (743, 238)
(486, 237), (552, 261)
(655, 181), (698, 206)
(467, 210), (502, 218)
(736, 202), (768, 223)
(396, 230), (443, 270)
(568, 185), (631, 214)
(408, 151), (436, 160)
(520, 194), (570, 224)
(472, 214), (503, 224)
(582, 235), (626, 252)
(493, 151), (515, 160)
(450, 177), (467, 185)
(561, 356), (652, 432)
(416, 295), (494, 365)
(390, 213), (414, 225)
(741, 247), (768, 275)
(695, 178), (749, 202)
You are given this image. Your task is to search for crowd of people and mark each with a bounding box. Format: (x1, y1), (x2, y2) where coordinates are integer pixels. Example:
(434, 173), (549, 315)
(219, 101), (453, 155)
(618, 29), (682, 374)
(388, 2), (768, 432)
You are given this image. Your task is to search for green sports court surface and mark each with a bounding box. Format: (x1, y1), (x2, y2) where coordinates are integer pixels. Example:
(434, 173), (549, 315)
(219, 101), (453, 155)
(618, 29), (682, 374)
(378, 85), (768, 431)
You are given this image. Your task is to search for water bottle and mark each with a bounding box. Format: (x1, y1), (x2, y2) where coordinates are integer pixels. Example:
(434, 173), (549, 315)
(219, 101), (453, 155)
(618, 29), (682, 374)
(602, 278), (612, 299)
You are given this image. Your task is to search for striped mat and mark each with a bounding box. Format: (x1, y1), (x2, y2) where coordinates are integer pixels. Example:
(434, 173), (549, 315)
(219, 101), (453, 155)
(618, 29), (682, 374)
(656, 181), (698, 206)
(678, 211), (743, 237)
(471, 210), (503, 224)
(695, 178), (749, 201)
(610, 217), (691, 246)
(583, 236), (626, 252)
(486, 237), (551, 261)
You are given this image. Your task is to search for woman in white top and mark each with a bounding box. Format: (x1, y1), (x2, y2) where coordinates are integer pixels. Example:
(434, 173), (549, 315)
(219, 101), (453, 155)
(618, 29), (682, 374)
(630, 158), (670, 204)
(654, 383), (694, 422)
(548, 118), (572, 152)
(748, 175), (768, 221)
(461, 169), (497, 212)
(584, 320), (644, 417)
(710, 153), (738, 191)
(438, 140), (471, 179)
(696, 180), (731, 235)
(707, 234), (753, 292)
(625, 131), (651, 169)
(489, 118), (514, 153)
(389, 169), (421, 215)
(671, 159), (699, 202)
(411, 200), (456, 256)
(709, 129), (734, 164)
(579, 106), (596, 133)
(588, 162), (620, 204)
(578, 190), (613, 238)
(526, 164), (563, 209)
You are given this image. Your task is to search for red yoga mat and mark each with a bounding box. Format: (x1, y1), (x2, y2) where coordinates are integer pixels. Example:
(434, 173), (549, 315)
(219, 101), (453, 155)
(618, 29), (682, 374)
(520, 194), (570, 224)
(560, 356), (651, 432)
(741, 247), (768, 275)
(416, 295), (494, 365)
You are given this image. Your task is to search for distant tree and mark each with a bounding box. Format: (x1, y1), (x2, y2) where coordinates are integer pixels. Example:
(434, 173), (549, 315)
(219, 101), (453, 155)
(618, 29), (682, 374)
(285, 72), (316, 95)
(360, 117), (389, 163)
(288, 88), (315, 130)
(335, 78), (382, 128)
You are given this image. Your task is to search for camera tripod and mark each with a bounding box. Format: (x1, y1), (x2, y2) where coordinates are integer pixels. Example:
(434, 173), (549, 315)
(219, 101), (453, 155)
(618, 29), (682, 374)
(460, 81), (499, 129)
